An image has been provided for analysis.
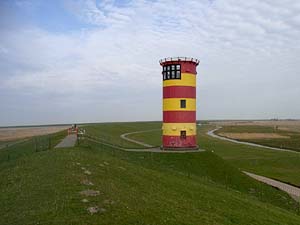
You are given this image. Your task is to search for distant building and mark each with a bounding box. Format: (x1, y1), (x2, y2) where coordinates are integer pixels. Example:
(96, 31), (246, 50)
(160, 57), (199, 149)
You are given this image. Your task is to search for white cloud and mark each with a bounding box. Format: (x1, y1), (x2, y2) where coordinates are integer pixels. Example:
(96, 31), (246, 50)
(0, 0), (300, 125)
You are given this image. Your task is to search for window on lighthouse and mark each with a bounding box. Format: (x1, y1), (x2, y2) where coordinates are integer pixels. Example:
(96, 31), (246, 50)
(180, 130), (187, 139)
(171, 71), (175, 78)
(180, 99), (186, 108)
(162, 64), (181, 80)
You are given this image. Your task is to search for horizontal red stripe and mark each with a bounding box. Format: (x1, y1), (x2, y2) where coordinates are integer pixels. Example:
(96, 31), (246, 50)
(163, 86), (196, 98)
(161, 61), (198, 74)
(181, 62), (197, 74)
(163, 135), (197, 148)
(163, 111), (196, 123)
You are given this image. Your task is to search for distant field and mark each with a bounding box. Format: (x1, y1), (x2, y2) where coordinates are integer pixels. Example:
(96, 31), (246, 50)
(215, 125), (300, 152)
(1, 122), (300, 225)
(0, 125), (69, 142)
(0, 130), (67, 164)
(210, 120), (300, 132)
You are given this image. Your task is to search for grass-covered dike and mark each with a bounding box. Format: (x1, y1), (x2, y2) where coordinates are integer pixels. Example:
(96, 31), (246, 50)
(0, 122), (300, 224)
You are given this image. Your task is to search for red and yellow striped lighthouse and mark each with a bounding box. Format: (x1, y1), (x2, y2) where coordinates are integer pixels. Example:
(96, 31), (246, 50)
(160, 57), (199, 149)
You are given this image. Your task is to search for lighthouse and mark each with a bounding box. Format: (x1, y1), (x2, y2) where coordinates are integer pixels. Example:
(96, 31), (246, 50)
(160, 57), (199, 149)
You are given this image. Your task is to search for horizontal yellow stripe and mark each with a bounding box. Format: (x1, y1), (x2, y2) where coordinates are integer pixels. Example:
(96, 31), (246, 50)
(162, 123), (197, 136)
(163, 98), (196, 111)
(163, 73), (196, 87)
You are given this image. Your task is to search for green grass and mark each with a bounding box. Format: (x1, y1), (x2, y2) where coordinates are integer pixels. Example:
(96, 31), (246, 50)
(216, 125), (300, 152)
(0, 129), (67, 165)
(83, 122), (161, 148)
(0, 140), (14, 145)
(122, 123), (300, 187)
(0, 140), (16, 149)
(1, 122), (300, 224)
(127, 129), (162, 147)
(200, 125), (300, 187)
(216, 125), (276, 133)
(1, 140), (300, 224)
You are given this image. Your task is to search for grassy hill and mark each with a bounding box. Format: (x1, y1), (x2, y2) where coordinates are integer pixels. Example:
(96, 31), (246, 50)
(0, 123), (300, 225)
(0, 122), (300, 224)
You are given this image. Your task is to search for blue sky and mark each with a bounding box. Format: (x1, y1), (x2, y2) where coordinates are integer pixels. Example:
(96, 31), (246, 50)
(0, 0), (300, 126)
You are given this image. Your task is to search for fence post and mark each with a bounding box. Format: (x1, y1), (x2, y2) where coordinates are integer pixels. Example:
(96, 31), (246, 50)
(48, 135), (51, 149)
(34, 137), (37, 152)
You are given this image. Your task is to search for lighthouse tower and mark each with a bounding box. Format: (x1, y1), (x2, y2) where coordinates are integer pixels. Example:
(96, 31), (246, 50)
(160, 57), (199, 149)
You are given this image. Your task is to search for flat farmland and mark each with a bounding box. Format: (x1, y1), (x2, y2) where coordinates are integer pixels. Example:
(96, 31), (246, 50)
(214, 122), (300, 152)
(210, 120), (300, 132)
(0, 125), (70, 142)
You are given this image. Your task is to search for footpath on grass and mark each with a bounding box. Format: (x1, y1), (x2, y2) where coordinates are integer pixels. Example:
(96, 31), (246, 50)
(206, 126), (300, 202)
(83, 129), (203, 153)
(120, 129), (159, 148)
(207, 127), (300, 154)
(55, 134), (77, 148)
(244, 171), (300, 202)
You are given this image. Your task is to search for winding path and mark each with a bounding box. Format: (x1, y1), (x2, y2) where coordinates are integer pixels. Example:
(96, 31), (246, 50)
(120, 129), (160, 148)
(207, 127), (299, 154)
(244, 171), (300, 201)
(84, 129), (204, 153)
(88, 127), (300, 200)
(86, 136), (202, 153)
(206, 126), (300, 201)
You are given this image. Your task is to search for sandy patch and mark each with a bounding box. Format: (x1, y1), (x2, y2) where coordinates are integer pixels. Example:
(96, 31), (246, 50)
(218, 132), (290, 140)
(118, 166), (126, 171)
(87, 206), (106, 215)
(80, 190), (100, 197)
(103, 199), (115, 205)
(0, 126), (69, 141)
(278, 126), (300, 132)
(84, 170), (92, 175)
(81, 179), (94, 186)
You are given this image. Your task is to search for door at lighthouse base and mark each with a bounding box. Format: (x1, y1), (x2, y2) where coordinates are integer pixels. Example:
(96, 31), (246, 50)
(179, 130), (187, 146)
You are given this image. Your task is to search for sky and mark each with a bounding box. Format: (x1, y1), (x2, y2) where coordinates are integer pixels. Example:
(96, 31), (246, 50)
(0, 0), (300, 126)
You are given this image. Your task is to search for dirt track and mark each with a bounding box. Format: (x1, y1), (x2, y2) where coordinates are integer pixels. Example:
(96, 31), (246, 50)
(244, 171), (300, 202)
(207, 127), (300, 154)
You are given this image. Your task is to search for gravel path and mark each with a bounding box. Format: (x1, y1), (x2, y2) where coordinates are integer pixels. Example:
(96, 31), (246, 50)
(205, 126), (300, 201)
(86, 134), (205, 153)
(120, 129), (160, 148)
(206, 127), (300, 154)
(244, 171), (300, 201)
(55, 134), (77, 148)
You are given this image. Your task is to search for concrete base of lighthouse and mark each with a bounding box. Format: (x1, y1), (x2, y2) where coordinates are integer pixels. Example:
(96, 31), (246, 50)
(160, 145), (199, 151)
